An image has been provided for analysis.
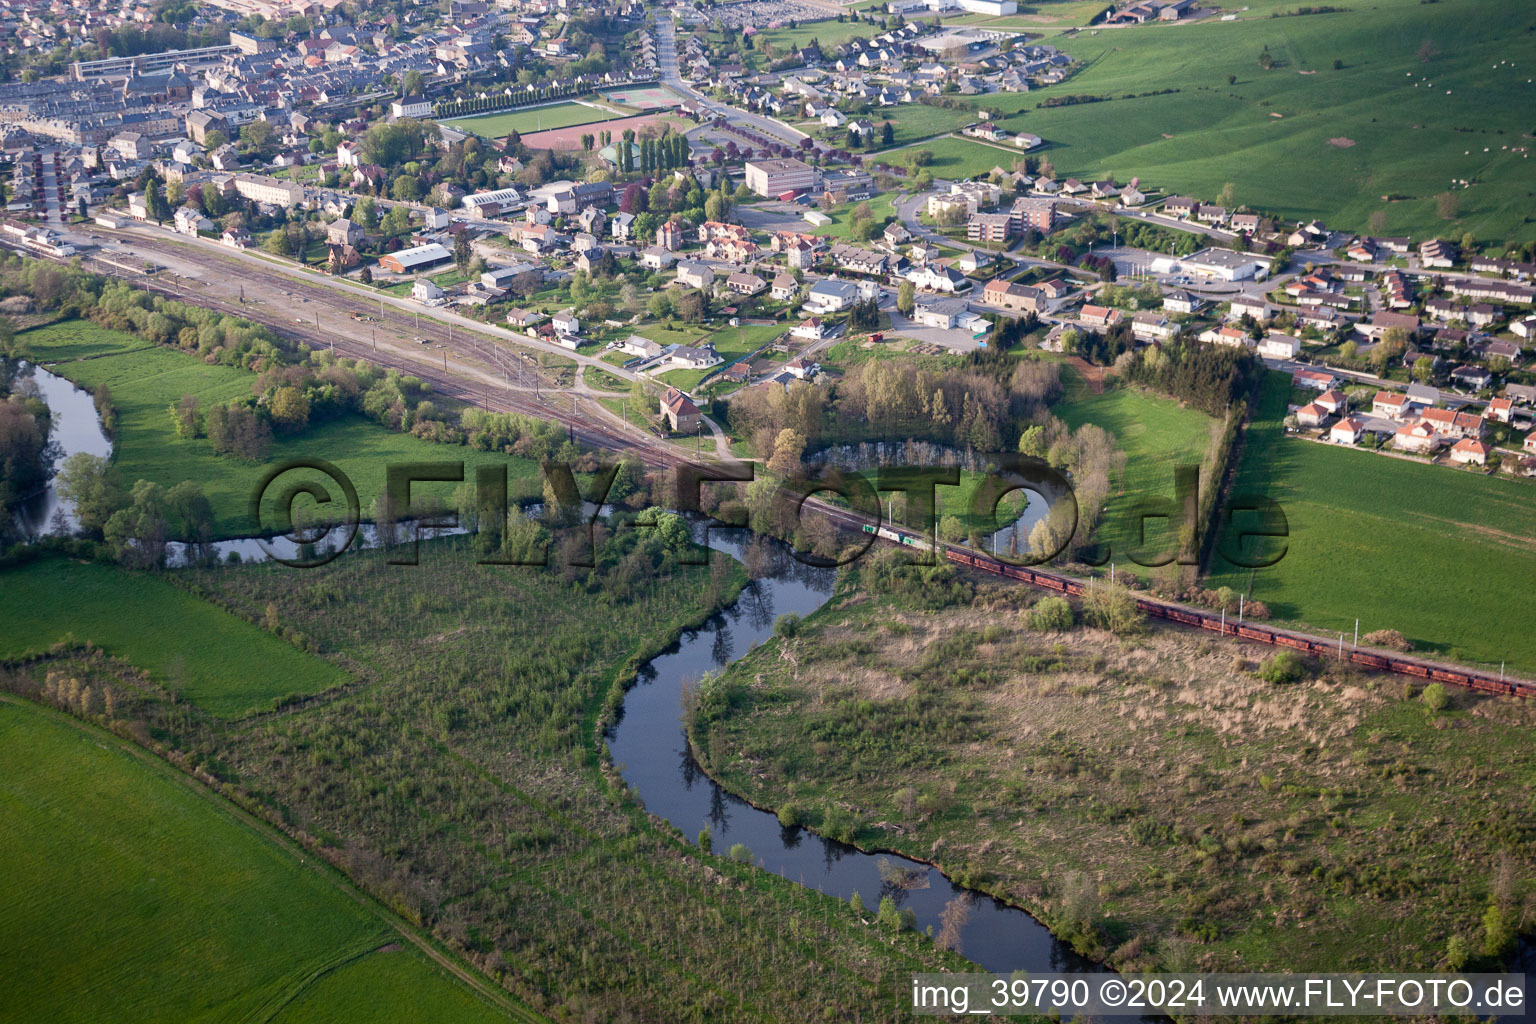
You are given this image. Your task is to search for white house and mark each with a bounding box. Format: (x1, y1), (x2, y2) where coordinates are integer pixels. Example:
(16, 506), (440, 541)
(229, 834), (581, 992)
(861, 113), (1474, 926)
(805, 278), (870, 314)
(641, 246), (675, 271)
(792, 317), (828, 341)
(552, 311), (580, 336)
(1257, 334), (1301, 359)
(411, 278), (446, 306)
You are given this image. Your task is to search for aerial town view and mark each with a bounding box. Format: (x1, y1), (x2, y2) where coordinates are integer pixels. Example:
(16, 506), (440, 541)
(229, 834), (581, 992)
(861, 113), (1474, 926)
(0, 0), (1532, 1017)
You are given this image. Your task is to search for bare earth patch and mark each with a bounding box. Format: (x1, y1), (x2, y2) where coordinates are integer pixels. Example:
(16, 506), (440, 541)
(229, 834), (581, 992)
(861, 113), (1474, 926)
(1329, 137), (1357, 147)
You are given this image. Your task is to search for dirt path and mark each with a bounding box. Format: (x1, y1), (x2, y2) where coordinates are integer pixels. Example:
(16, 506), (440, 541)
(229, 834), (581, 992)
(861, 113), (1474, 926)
(1064, 355), (1106, 393)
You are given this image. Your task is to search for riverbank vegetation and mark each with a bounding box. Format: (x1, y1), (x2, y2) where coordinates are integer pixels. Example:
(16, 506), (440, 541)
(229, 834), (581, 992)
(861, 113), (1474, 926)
(1, 523), (977, 1021)
(689, 567), (1536, 974)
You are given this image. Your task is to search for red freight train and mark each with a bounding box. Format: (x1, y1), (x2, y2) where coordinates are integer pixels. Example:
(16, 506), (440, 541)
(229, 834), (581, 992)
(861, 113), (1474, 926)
(938, 547), (1534, 699)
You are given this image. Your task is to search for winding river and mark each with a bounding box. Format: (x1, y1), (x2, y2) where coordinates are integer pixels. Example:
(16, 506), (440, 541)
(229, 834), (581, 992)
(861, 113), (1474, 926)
(13, 363), (112, 537)
(608, 531), (1098, 974)
(21, 371), (1531, 982)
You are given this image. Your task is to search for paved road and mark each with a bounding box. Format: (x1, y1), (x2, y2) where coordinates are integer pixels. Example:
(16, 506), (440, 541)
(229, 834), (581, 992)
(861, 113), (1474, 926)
(655, 19), (809, 148)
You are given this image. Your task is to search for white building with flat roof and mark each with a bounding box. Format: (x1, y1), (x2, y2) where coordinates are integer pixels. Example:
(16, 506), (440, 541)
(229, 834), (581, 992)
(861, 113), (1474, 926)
(1150, 247), (1270, 282)
(744, 158), (817, 197)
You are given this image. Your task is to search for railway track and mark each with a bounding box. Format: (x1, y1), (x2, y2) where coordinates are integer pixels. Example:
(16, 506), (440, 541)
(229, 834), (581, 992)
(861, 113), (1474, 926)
(842, 519), (1535, 700)
(63, 245), (1533, 699)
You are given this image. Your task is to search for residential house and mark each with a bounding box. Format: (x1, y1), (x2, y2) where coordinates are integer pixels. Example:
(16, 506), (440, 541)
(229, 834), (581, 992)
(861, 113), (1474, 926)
(792, 317), (829, 341)
(1163, 290), (1201, 315)
(1330, 417), (1366, 445)
(552, 311), (580, 336)
(641, 246), (675, 271)
(1393, 421), (1441, 454)
(675, 261), (715, 290)
(1293, 368), (1336, 390)
(1485, 397), (1514, 424)
(982, 279), (1046, 314)
(805, 279), (866, 314)
(908, 263), (967, 294)
(660, 387), (701, 433)
(1201, 326), (1254, 349)
(725, 272), (767, 297)
(1449, 438), (1489, 466)
(411, 278), (446, 305)
(1257, 333), (1300, 359)
(1450, 364), (1493, 390)
(670, 344), (721, 370)
(1079, 304), (1123, 330)
(1372, 391), (1411, 420)
(1229, 295), (1269, 321)
(1131, 311), (1177, 342)
(327, 217), (363, 247)
(1419, 407), (1485, 439)
(771, 274), (799, 302)
(1316, 390), (1348, 415)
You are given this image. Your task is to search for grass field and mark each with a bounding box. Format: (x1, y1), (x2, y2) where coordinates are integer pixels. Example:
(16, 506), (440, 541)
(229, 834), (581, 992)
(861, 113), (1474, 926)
(656, 322), (784, 391)
(0, 698), (512, 1023)
(271, 948), (515, 1024)
(1208, 372), (1536, 672)
(24, 323), (542, 535)
(889, 136), (1024, 180)
(951, 0), (1536, 242)
(17, 319), (154, 362)
(1055, 385), (1219, 575)
(813, 192), (901, 242)
(0, 558), (346, 715)
(444, 101), (617, 137)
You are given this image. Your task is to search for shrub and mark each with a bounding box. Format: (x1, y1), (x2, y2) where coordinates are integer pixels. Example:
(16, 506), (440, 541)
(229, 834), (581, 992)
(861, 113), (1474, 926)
(773, 613), (802, 639)
(728, 842), (753, 864)
(1027, 596), (1074, 632)
(876, 895), (906, 931)
(697, 827), (713, 854)
(1362, 628), (1413, 652)
(1256, 650), (1308, 685)
(776, 802), (803, 828)
(1081, 582), (1143, 634)
(849, 891), (866, 915)
(1422, 683), (1449, 712)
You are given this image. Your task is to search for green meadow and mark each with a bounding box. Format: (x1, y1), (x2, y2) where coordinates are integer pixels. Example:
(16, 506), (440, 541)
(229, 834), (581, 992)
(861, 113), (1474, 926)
(25, 322), (542, 536)
(0, 557), (346, 715)
(1055, 384), (1219, 575)
(813, 191), (902, 241)
(656, 322), (785, 391)
(885, 0), (1536, 241)
(0, 699), (514, 1023)
(1208, 373), (1536, 672)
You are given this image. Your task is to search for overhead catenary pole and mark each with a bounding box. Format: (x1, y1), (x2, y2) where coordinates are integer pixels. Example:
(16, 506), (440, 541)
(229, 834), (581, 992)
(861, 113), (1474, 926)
(1354, 619), (1359, 648)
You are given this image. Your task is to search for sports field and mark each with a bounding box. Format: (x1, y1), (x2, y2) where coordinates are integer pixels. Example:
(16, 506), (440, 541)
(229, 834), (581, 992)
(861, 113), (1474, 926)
(0, 557), (347, 715)
(521, 112), (683, 152)
(1208, 372), (1536, 672)
(444, 101), (618, 138)
(0, 698), (514, 1023)
(599, 84), (679, 109)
